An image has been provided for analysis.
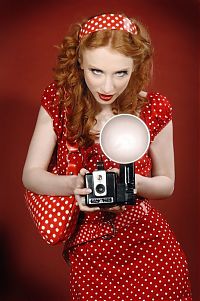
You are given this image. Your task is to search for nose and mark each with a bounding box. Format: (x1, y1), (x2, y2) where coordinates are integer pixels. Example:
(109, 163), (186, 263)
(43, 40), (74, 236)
(101, 76), (114, 94)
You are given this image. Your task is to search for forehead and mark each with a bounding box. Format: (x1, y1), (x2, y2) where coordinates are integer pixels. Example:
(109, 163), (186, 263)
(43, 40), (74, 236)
(82, 46), (133, 69)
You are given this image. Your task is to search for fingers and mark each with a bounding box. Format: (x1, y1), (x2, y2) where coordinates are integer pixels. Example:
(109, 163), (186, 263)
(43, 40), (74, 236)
(74, 168), (124, 213)
(74, 187), (91, 196)
(102, 205), (125, 213)
(79, 203), (100, 212)
(79, 168), (89, 176)
(75, 168), (89, 189)
(75, 189), (125, 213)
(75, 194), (100, 212)
(74, 169), (100, 212)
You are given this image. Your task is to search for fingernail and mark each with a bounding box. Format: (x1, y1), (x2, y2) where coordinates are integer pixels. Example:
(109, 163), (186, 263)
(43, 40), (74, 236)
(87, 189), (92, 193)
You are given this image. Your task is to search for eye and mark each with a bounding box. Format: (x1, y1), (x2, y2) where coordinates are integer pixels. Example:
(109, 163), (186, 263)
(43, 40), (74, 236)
(90, 68), (102, 75)
(116, 71), (128, 77)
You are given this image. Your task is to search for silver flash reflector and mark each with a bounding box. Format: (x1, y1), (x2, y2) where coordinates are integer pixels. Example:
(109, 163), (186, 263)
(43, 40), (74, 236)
(100, 114), (150, 164)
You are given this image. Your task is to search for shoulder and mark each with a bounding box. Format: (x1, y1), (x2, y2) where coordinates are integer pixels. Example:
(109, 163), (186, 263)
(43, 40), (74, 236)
(140, 91), (173, 142)
(40, 82), (64, 137)
(41, 82), (59, 112)
(142, 91), (172, 116)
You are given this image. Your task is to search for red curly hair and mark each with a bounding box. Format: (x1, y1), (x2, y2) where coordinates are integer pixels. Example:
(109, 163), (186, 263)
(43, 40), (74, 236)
(53, 14), (153, 147)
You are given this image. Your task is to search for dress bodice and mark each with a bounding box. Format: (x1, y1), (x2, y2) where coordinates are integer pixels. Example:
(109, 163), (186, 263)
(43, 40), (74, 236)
(40, 82), (172, 247)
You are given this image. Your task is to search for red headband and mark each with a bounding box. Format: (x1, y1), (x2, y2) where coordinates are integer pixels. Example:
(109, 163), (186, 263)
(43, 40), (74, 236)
(79, 13), (138, 40)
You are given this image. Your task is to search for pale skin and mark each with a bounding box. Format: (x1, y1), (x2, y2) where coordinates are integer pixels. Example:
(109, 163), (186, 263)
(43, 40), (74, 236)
(22, 46), (175, 213)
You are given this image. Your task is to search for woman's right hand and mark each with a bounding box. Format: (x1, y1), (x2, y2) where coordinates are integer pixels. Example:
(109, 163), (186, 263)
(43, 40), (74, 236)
(74, 168), (125, 214)
(74, 168), (101, 212)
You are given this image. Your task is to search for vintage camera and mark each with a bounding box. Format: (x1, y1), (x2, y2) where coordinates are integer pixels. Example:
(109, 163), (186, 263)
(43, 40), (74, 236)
(84, 114), (150, 207)
(84, 161), (136, 207)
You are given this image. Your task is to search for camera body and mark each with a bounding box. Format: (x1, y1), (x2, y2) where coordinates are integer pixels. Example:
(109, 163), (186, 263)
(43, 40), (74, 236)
(84, 162), (136, 207)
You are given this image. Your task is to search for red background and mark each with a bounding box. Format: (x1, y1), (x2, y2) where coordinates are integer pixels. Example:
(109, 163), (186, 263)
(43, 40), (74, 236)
(0, 0), (199, 300)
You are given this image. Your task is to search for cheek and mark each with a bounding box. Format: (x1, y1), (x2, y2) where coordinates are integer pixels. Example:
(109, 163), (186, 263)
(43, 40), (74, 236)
(117, 78), (131, 92)
(84, 73), (98, 91)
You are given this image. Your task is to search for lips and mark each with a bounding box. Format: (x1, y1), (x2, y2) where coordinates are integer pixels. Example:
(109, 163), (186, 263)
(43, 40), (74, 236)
(98, 93), (114, 101)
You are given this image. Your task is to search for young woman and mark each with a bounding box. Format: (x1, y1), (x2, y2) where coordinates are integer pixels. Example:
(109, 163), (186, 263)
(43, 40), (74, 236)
(22, 13), (192, 300)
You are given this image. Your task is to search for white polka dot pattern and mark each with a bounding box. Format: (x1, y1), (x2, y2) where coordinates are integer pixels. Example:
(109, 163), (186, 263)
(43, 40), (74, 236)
(25, 83), (173, 245)
(25, 190), (79, 245)
(25, 164), (80, 245)
(69, 209), (192, 301)
(79, 13), (138, 40)
(68, 209), (192, 300)
(65, 200), (152, 250)
(140, 92), (173, 143)
(25, 83), (192, 299)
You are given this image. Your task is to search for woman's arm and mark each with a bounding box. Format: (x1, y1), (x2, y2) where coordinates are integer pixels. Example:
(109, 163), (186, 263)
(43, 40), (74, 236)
(136, 120), (175, 199)
(22, 106), (77, 196)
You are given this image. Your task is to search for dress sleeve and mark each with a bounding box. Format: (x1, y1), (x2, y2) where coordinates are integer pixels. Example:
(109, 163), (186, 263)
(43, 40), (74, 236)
(40, 82), (62, 138)
(145, 92), (173, 142)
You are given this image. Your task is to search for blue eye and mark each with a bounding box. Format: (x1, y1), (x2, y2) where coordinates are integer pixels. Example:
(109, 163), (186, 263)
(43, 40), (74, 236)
(116, 71), (128, 77)
(90, 69), (102, 75)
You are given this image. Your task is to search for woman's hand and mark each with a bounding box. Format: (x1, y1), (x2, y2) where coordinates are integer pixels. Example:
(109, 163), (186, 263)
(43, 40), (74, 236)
(100, 205), (125, 213)
(74, 168), (125, 213)
(74, 168), (100, 212)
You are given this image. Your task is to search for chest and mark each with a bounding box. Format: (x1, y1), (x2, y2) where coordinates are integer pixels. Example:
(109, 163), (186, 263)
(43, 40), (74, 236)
(56, 108), (153, 176)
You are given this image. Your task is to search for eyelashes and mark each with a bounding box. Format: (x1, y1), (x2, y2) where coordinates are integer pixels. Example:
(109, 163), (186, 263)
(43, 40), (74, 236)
(116, 71), (128, 77)
(90, 68), (102, 75)
(90, 68), (129, 77)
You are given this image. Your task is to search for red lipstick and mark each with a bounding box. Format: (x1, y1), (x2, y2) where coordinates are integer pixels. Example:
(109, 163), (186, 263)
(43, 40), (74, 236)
(98, 93), (113, 101)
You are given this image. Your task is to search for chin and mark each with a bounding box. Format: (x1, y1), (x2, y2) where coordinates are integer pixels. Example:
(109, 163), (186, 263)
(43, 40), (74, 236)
(100, 101), (115, 106)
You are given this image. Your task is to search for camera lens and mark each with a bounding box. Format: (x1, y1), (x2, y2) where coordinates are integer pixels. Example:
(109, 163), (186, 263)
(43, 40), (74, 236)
(96, 184), (105, 194)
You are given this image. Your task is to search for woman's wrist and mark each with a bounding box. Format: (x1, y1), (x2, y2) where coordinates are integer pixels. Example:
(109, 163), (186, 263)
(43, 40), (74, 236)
(65, 175), (78, 195)
(135, 173), (143, 196)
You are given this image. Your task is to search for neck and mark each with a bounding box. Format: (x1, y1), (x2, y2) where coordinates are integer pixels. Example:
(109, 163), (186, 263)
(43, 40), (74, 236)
(99, 104), (113, 114)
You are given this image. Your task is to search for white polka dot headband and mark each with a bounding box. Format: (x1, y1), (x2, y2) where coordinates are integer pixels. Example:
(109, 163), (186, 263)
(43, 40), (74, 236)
(79, 13), (138, 40)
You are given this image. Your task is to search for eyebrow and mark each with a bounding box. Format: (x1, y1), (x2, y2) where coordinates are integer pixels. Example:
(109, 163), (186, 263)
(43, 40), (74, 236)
(88, 65), (131, 72)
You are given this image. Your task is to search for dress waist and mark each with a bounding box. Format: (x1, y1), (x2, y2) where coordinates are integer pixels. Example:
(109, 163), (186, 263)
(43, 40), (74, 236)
(64, 199), (152, 251)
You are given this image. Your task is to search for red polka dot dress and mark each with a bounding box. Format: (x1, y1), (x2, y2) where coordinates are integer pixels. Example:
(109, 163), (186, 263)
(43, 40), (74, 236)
(39, 83), (192, 300)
